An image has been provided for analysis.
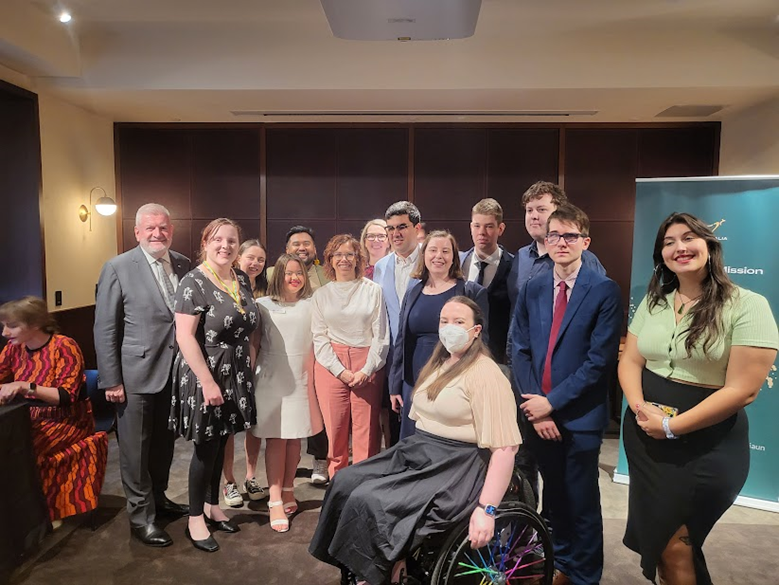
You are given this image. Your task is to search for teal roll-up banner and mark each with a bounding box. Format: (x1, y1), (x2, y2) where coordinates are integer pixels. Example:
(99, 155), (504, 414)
(615, 176), (779, 512)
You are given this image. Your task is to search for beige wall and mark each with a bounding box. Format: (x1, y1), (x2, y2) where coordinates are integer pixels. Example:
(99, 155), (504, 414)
(1, 65), (117, 310)
(720, 96), (779, 175)
(38, 93), (117, 311)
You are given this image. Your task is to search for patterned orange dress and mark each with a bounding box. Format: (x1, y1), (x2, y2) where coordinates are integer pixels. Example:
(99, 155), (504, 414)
(0, 335), (108, 521)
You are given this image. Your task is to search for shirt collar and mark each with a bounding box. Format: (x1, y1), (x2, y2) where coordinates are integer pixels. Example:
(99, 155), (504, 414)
(473, 246), (502, 266)
(395, 245), (420, 267)
(553, 263), (582, 289)
(141, 247), (171, 266)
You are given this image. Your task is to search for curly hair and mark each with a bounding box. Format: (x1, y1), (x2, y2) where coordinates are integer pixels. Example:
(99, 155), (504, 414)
(322, 234), (364, 281)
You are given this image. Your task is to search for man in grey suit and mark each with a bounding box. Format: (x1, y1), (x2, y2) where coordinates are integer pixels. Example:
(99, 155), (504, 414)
(94, 203), (191, 547)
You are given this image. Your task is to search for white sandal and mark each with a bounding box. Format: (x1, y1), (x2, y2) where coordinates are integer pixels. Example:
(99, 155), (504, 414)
(281, 487), (298, 515)
(267, 501), (289, 533)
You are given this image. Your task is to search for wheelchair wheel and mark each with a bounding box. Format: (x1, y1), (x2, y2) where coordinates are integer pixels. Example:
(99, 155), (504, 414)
(429, 501), (554, 585)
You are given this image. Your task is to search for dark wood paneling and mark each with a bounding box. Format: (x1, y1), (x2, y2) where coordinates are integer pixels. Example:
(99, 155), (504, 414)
(190, 129), (261, 220)
(336, 128), (408, 220)
(118, 128), (191, 220)
(266, 129), (336, 219)
(487, 129), (560, 221)
(500, 221), (533, 256)
(414, 129), (487, 220)
(587, 220), (635, 321)
(0, 83), (44, 303)
(637, 127), (718, 178)
(55, 305), (97, 370)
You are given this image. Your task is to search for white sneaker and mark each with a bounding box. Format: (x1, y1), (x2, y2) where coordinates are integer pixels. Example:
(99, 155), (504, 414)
(244, 477), (267, 501)
(311, 459), (329, 485)
(223, 482), (243, 507)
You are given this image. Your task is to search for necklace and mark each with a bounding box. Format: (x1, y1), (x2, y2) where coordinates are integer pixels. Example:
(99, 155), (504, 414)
(676, 292), (702, 315)
(204, 261), (245, 314)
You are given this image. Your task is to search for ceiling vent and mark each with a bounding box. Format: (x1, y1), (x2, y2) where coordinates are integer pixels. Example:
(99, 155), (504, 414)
(655, 105), (725, 118)
(319, 0), (482, 41)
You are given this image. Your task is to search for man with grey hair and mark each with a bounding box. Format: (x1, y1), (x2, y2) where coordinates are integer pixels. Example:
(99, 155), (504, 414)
(94, 203), (191, 547)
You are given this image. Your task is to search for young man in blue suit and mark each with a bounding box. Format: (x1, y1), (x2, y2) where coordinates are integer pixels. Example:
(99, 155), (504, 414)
(511, 204), (622, 585)
(460, 198), (514, 364)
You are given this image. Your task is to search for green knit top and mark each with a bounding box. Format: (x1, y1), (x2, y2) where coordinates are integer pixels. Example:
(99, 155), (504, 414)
(629, 287), (778, 387)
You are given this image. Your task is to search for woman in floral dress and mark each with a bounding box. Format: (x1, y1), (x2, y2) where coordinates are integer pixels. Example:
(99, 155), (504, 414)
(169, 218), (260, 553)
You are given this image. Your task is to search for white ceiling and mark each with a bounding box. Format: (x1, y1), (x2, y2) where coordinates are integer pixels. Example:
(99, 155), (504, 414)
(2, 0), (778, 122)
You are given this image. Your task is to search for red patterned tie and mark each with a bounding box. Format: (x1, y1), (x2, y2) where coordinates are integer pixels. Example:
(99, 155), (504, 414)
(542, 281), (568, 394)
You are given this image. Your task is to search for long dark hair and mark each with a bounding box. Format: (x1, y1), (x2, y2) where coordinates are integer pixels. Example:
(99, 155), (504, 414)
(647, 212), (735, 357)
(267, 254), (313, 303)
(237, 239), (269, 297)
(413, 296), (491, 401)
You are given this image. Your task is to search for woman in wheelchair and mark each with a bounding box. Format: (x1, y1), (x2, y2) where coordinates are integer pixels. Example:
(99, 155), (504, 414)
(310, 296), (522, 584)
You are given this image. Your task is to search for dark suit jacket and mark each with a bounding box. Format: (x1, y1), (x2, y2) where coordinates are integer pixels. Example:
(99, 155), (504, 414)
(93, 246), (192, 394)
(460, 246), (514, 363)
(510, 265), (622, 432)
(389, 279), (489, 397)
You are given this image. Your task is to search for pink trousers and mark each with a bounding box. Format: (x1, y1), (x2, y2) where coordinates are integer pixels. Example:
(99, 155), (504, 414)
(314, 343), (383, 478)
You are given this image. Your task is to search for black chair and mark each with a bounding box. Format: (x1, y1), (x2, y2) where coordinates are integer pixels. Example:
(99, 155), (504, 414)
(85, 369), (115, 434)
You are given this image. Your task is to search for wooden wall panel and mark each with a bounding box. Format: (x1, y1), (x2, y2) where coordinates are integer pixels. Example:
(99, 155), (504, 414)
(55, 305), (97, 370)
(336, 128), (408, 220)
(637, 127), (718, 178)
(487, 128), (560, 221)
(190, 129), (261, 220)
(118, 128), (191, 222)
(266, 129), (336, 220)
(414, 129), (487, 220)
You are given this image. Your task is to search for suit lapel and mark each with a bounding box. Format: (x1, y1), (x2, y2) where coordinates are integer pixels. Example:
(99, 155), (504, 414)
(554, 267), (593, 349)
(489, 247), (511, 292)
(170, 251), (189, 280)
(537, 272), (554, 349)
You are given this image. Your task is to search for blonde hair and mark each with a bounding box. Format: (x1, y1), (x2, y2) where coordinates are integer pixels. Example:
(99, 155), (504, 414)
(267, 254), (313, 303)
(359, 219), (389, 266)
(472, 198), (504, 224)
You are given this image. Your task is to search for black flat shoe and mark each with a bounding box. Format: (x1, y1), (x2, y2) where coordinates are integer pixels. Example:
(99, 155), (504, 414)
(185, 527), (219, 553)
(155, 495), (189, 519)
(206, 517), (241, 533)
(130, 523), (173, 547)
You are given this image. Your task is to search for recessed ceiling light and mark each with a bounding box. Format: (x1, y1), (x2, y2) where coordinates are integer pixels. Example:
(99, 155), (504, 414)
(59, 11), (72, 23)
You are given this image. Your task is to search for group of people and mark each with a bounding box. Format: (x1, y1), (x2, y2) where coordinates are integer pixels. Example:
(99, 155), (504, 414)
(1, 179), (776, 585)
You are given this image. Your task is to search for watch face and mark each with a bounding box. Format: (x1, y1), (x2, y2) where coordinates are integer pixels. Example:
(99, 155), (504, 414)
(485, 504), (497, 517)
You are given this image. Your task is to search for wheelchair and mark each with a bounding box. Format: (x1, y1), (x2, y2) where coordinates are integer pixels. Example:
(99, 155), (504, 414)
(341, 469), (555, 585)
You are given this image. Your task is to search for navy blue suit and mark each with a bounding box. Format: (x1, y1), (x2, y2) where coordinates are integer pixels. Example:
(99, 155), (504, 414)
(511, 265), (622, 585)
(460, 246), (514, 364)
(390, 279), (488, 439)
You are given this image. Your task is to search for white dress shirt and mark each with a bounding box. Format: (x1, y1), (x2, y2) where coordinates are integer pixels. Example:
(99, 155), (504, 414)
(394, 246), (420, 303)
(465, 247), (502, 289)
(141, 248), (179, 293)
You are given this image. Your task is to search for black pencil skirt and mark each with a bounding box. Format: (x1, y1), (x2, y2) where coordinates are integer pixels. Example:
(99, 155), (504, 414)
(622, 369), (750, 584)
(309, 430), (490, 585)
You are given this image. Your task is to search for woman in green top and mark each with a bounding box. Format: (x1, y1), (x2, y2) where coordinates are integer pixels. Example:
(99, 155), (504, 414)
(619, 212), (778, 585)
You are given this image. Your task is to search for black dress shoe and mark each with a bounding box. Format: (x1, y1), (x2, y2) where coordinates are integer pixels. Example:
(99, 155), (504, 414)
(130, 523), (173, 547)
(155, 496), (189, 519)
(205, 517), (241, 533)
(185, 527), (220, 553)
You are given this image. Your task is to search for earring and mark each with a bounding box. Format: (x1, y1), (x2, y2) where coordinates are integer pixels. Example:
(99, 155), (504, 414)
(654, 264), (677, 287)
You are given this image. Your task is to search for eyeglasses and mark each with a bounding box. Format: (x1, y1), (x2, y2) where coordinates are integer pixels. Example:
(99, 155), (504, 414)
(545, 232), (586, 246)
(385, 223), (410, 233)
(365, 234), (388, 242)
(333, 252), (356, 260)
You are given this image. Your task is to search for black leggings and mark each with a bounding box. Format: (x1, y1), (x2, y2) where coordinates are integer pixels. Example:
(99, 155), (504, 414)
(189, 435), (229, 517)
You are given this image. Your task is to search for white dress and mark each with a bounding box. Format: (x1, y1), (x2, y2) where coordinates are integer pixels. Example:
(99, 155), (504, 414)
(251, 297), (324, 439)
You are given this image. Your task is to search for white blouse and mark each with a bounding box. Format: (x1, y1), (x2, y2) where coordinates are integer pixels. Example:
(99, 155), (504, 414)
(311, 278), (390, 377)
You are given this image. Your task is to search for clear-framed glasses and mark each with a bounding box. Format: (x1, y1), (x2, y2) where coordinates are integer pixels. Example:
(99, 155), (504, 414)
(546, 232), (585, 246)
(333, 252), (356, 260)
(365, 234), (388, 242)
(385, 223), (410, 234)
(284, 271), (304, 277)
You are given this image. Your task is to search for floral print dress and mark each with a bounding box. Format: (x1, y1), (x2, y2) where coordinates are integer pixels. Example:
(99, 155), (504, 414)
(169, 268), (259, 444)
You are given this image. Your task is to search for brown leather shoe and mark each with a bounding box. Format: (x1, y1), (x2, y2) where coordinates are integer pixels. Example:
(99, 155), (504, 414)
(552, 571), (572, 585)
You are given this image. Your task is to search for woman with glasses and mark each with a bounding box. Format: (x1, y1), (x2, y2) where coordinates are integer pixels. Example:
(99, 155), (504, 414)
(620, 212), (777, 584)
(252, 254), (322, 532)
(390, 230), (489, 439)
(311, 234), (390, 479)
(359, 219), (390, 281)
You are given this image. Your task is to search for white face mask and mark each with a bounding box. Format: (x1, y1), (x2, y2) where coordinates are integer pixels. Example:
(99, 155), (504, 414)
(438, 324), (476, 354)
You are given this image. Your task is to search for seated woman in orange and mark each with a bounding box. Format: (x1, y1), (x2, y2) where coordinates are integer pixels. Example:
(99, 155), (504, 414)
(0, 297), (108, 522)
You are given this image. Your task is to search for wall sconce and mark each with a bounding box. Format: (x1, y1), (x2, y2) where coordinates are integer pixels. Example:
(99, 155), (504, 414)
(78, 187), (117, 231)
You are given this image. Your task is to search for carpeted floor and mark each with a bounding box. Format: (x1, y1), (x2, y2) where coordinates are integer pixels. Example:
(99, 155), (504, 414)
(11, 436), (779, 585)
